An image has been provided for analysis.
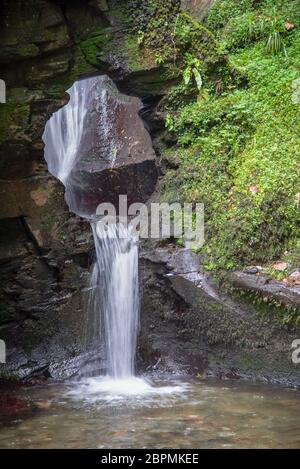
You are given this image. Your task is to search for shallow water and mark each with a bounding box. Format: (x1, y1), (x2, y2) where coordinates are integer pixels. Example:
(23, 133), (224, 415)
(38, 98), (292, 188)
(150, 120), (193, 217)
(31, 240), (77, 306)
(0, 377), (300, 449)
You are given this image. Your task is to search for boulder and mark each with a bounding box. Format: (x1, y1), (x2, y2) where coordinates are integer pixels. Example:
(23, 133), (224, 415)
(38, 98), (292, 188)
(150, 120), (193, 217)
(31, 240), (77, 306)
(138, 243), (300, 386)
(43, 75), (158, 216)
(230, 271), (300, 310)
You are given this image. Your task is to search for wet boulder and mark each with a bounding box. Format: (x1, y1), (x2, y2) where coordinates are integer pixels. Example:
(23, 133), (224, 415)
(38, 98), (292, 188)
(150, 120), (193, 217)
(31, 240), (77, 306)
(43, 75), (158, 217)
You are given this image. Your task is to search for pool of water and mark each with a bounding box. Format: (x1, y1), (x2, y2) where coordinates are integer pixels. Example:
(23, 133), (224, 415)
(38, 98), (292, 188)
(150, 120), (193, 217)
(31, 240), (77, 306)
(0, 376), (299, 449)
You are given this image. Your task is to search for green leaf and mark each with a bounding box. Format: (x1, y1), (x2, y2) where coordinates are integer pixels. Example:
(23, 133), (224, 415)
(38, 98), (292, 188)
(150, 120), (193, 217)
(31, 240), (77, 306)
(193, 68), (203, 91)
(183, 66), (192, 85)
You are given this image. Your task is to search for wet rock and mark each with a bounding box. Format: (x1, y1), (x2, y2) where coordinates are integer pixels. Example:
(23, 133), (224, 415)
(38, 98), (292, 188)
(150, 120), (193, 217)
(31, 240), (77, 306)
(0, 186), (94, 380)
(56, 76), (158, 216)
(0, 1), (70, 65)
(230, 271), (300, 309)
(272, 261), (288, 271)
(284, 270), (300, 286)
(243, 266), (262, 274)
(138, 243), (300, 387)
(0, 0), (162, 381)
(90, 0), (109, 13)
(65, 0), (108, 39)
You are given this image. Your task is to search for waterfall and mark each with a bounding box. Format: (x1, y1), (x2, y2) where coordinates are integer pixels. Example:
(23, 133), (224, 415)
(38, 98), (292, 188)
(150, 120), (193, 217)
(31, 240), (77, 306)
(42, 76), (140, 380)
(92, 223), (139, 378)
(42, 76), (184, 400)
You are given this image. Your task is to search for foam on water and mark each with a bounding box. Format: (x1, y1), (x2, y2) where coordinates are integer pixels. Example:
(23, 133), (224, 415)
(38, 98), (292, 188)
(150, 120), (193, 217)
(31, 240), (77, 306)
(67, 376), (188, 406)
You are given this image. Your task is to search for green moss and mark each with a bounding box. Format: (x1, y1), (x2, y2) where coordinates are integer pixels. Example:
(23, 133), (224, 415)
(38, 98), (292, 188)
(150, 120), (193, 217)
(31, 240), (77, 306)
(18, 43), (39, 58)
(78, 27), (112, 67)
(123, 35), (142, 72)
(0, 371), (19, 383)
(162, 0), (300, 277)
(129, 0), (181, 51)
(230, 287), (300, 329)
(0, 90), (30, 142)
(41, 213), (56, 232)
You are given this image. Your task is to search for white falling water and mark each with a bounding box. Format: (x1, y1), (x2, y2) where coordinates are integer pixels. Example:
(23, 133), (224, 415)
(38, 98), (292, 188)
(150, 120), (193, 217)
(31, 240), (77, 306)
(42, 76), (121, 186)
(43, 79), (89, 184)
(93, 223), (139, 378)
(42, 76), (140, 383)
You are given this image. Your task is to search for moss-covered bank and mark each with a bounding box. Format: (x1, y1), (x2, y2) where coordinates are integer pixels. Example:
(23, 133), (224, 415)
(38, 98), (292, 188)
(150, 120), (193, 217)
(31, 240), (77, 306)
(158, 0), (300, 284)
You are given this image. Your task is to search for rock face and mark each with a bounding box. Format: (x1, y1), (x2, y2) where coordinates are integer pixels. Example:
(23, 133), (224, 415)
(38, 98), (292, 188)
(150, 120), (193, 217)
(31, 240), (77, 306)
(0, 193), (94, 379)
(0, 0), (159, 380)
(138, 244), (300, 386)
(230, 271), (300, 310)
(0, 1), (114, 380)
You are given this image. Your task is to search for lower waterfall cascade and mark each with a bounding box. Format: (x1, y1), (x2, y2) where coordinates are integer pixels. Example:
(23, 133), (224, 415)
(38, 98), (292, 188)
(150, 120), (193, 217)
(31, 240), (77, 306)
(92, 222), (139, 379)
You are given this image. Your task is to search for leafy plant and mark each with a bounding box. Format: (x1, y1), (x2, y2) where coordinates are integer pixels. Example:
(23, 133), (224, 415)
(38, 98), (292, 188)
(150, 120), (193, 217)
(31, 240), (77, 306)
(207, 0), (254, 31)
(209, 1), (292, 57)
(183, 55), (203, 92)
(155, 52), (165, 65)
(137, 30), (145, 46)
(266, 30), (287, 56)
(165, 113), (175, 131)
(263, 8), (287, 57)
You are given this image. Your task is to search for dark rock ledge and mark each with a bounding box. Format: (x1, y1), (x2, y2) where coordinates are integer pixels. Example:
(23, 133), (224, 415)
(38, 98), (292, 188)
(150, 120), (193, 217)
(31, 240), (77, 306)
(138, 244), (300, 387)
(229, 271), (300, 310)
